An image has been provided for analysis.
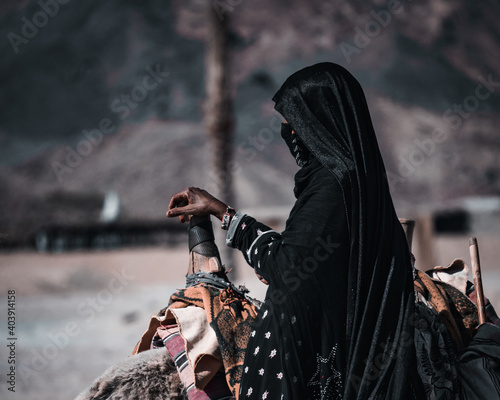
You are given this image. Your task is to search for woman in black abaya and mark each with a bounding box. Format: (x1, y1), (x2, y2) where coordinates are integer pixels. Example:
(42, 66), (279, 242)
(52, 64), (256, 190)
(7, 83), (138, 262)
(167, 62), (420, 399)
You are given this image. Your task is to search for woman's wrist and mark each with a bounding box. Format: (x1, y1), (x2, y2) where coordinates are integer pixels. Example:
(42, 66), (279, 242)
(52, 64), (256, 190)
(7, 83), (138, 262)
(212, 200), (229, 220)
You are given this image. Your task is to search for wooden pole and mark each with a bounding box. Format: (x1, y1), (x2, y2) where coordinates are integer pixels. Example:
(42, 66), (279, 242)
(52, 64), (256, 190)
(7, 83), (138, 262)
(204, 2), (235, 275)
(414, 214), (437, 270)
(469, 237), (487, 325)
(187, 215), (223, 275)
(204, 2), (234, 203)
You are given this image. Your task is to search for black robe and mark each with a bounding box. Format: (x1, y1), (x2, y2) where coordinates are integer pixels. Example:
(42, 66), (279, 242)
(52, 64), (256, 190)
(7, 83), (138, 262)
(226, 63), (418, 399)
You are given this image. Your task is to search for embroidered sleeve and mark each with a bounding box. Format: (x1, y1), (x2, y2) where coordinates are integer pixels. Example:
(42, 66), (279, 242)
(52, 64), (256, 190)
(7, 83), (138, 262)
(225, 211), (246, 247)
(225, 213), (282, 276)
(224, 177), (347, 286)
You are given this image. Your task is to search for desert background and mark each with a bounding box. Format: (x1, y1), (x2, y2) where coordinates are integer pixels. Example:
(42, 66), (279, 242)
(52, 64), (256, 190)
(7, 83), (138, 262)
(1, 0), (499, 399)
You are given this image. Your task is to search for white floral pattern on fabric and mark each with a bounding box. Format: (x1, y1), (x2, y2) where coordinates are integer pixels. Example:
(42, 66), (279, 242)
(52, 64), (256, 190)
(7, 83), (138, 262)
(245, 230), (279, 263)
(225, 212), (345, 398)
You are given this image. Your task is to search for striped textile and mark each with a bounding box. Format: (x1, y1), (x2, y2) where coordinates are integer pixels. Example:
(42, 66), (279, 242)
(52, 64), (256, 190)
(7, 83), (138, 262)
(154, 324), (234, 400)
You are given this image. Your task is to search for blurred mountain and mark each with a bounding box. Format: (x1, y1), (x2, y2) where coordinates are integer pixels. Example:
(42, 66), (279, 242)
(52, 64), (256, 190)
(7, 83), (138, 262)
(0, 119), (297, 241)
(0, 0), (499, 242)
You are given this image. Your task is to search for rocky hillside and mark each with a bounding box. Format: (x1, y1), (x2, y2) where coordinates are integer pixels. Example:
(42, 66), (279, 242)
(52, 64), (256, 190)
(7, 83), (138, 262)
(1, 0), (499, 242)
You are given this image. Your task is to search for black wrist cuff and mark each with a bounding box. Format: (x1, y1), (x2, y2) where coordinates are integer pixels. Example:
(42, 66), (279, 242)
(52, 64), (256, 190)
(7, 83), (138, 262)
(188, 220), (215, 253)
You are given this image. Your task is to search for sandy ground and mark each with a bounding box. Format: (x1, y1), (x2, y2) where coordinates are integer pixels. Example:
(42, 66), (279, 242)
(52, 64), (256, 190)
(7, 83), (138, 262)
(0, 246), (266, 400)
(0, 234), (498, 400)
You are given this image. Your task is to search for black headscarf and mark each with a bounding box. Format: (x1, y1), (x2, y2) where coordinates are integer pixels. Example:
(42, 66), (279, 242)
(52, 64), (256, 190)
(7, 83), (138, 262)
(272, 63), (417, 399)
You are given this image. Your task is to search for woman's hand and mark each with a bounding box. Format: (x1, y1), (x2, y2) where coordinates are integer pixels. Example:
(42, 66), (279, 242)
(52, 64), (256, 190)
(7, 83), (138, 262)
(166, 187), (227, 223)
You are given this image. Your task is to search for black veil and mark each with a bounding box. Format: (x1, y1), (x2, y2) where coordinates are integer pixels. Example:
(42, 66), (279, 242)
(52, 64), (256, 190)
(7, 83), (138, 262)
(272, 63), (417, 399)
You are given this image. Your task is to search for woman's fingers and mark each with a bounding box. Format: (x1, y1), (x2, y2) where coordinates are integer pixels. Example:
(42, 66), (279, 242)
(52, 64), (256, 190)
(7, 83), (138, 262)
(167, 205), (196, 218)
(166, 187), (224, 221)
(168, 190), (189, 210)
